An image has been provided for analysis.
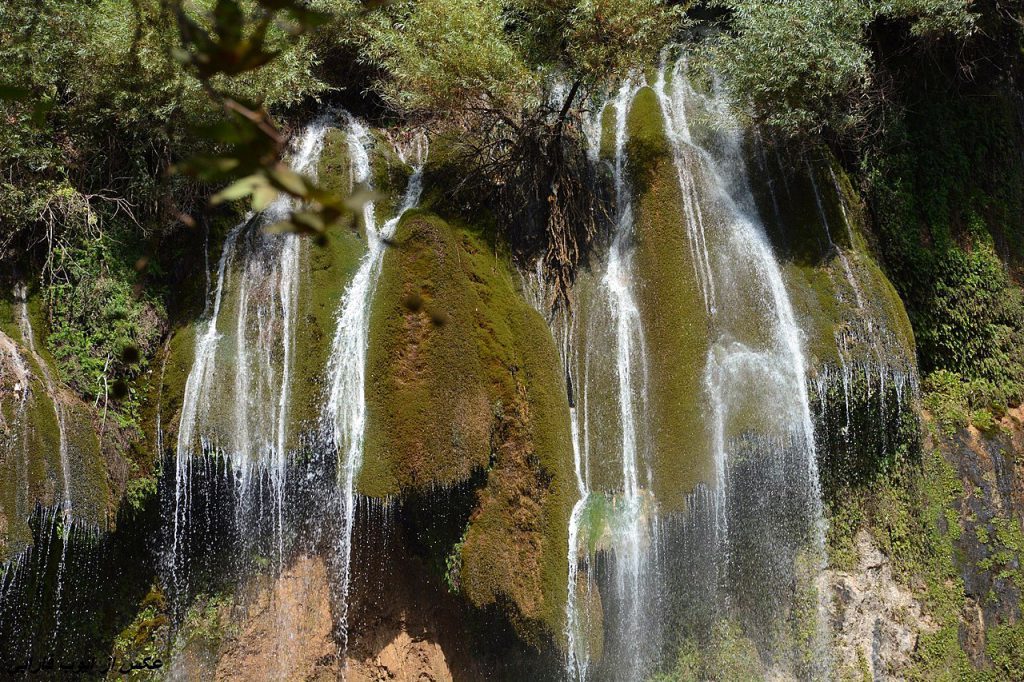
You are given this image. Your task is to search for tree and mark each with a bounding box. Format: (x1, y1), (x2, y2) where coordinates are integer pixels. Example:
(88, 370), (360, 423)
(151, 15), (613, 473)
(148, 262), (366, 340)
(704, 0), (976, 139)
(359, 0), (685, 307)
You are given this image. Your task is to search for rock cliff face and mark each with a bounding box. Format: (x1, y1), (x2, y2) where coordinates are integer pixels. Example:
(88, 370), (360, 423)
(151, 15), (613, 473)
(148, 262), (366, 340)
(825, 531), (936, 680)
(821, 409), (1024, 681)
(944, 407), (1024, 671)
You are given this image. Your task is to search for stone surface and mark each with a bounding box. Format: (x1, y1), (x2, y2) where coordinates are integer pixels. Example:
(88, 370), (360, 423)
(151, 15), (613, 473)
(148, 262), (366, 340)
(214, 555), (339, 681)
(826, 531), (935, 681)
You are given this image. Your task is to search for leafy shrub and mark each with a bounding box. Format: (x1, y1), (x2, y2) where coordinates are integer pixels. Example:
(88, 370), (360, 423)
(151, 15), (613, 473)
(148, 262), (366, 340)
(704, 0), (976, 137)
(916, 240), (1024, 399)
(46, 234), (166, 420)
(866, 66), (1024, 417)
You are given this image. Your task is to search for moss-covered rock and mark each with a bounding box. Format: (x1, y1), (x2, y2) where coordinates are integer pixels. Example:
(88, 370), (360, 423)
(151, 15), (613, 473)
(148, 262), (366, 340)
(752, 147), (916, 375)
(363, 210), (575, 644)
(625, 86), (715, 512)
(291, 128), (367, 440)
(0, 330), (62, 559)
(363, 212), (493, 492)
(0, 287), (113, 559)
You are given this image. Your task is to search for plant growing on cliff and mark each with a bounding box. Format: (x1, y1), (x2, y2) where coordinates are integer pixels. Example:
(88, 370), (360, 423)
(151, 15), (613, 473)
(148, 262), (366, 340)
(359, 0), (684, 307)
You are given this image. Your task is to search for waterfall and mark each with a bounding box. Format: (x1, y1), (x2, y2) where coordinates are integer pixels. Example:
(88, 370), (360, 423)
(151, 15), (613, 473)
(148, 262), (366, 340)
(0, 328), (32, 539)
(604, 79), (654, 681)
(559, 78), (659, 681)
(10, 285), (76, 641)
(806, 155), (919, 497)
(322, 117), (427, 654)
(561, 60), (838, 681)
(563, 314), (591, 682)
(556, 278), (593, 682)
(169, 120), (330, 602)
(12, 284), (71, 512)
(654, 59), (829, 674)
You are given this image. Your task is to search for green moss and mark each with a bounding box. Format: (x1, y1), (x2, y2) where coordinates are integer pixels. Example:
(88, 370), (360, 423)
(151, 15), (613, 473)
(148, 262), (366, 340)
(784, 260), (844, 367)
(169, 590), (237, 677)
(290, 128), (367, 441)
(155, 321), (196, 450)
(857, 250), (917, 359)
(363, 210), (574, 643)
(362, 211), (494, 493)
(599, 102), (617, 162)
(109, 584), (171, 680)
(984, 622), (1024, 681)
(921, 369), (1018, 436)
(369, 129), (412, 220)
(63, 397), (109, 525)
(976, 517), (1024, 588)
(626, 86), (714, 511)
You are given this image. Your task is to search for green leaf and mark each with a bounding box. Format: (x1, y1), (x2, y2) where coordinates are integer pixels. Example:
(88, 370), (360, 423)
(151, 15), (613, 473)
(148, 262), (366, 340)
(251, 182), (280, 211)
(265, 165), (308, 196)
(210, 175), (261, 204)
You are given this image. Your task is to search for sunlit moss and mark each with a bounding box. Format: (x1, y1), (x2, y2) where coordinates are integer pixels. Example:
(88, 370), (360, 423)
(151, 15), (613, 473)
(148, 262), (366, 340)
(363, 210), (574, 643)
(626, 85), (715, 512)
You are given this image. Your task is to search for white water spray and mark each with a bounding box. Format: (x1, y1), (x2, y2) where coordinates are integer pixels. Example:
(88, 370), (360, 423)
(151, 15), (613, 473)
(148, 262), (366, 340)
(170, 120), (331, 597)
(655, 58), (829, 674)
(322, 116), (427, 654)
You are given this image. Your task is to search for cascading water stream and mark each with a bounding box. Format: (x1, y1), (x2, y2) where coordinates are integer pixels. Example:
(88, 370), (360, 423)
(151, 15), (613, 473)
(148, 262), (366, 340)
(559, 78), (658, 682)
(170, 119), (330, 602)
(539, 267), (593, 682)
(653, 59), (829, 673)
(0, 329), (32, 530)
(604, 79), (653, 681)
(11, 284), (74, 640)
(12, 285), (71, 511)
(322, 117), (427, 654)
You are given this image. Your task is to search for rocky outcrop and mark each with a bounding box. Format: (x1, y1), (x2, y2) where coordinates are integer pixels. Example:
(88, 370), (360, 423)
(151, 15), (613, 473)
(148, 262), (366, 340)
(214, 556), (339, 681)
(363, 210), (575, 645)
(945, 407), (1024, 666)
(826, 530), (935, 680)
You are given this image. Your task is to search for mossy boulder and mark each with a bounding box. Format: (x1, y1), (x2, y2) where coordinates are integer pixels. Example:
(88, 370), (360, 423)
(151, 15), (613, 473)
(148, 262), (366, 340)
(363, 210), (575, 644)
(749, 147), (916, 375)
(147, 320), (195, 459)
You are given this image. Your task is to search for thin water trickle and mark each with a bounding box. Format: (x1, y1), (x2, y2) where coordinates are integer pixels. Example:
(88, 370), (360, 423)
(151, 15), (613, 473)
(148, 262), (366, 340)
(13, 284), (72, 511)
(11, 285), (75, 639)
(322, 117), (428, 655)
